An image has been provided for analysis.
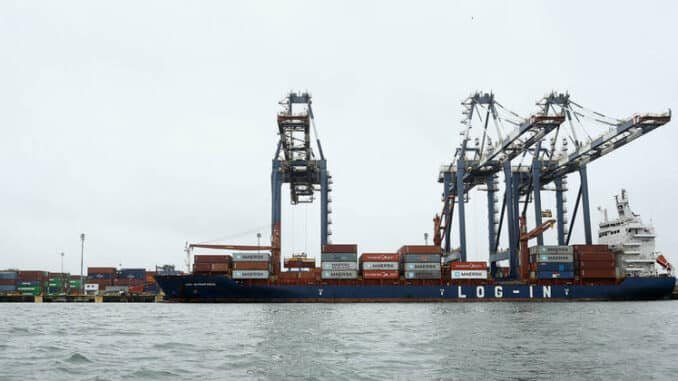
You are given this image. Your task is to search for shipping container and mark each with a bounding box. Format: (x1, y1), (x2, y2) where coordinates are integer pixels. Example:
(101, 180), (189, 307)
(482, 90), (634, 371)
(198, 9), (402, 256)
(18, 281), (41, 287)
(85, 283), (100, 291)
(232, 253), (271, 262)
(405, 271), (441, 279)
(576, 252), (615, 262)
(233, 261), (270, 271)
(209, 263), (231, 272)
(0, 271), (18, 280)
(572, 244), (610, 252)
(536, 271), (575, 279)
(361, 262), (399, 270)
(321, 262), (358, 271)
(577, 261), (615, 270)
(18, 271), (48, 281)
(450, 262), (487, 270)
(320, 253), (358, 262)
(530, 254), (574, 263)
(580, 269), (617, 279)
(321, 270), (358, 279)
(535, 263), (575, 272)
(284, 258), (316, 268)
(362, 270), (399, 280)
(398, 245), (441, 255)
(0, 279), (16, 286)
(450, 270), (488, 279)
(87, 267), (116, 274)
(232, 270), (270, 279)
(528, 245), (574, 255)
(0, 285), (17, 292)
(119, 268), (146, 280)
(360, 253), (400, 262)
(322, 244), (358, 253)
(401, 254), (441, 263)
(194, 255), (232, 264)
(404, 263), (442, 271)
(18, 286), (41, 296)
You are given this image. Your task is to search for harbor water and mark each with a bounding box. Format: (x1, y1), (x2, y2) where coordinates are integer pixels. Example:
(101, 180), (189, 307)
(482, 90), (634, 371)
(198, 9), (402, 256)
(2, 302), (678, 380)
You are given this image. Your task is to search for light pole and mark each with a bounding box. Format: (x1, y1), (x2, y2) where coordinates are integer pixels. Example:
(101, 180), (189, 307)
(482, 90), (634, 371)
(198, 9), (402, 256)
(60, 252), (64, 274)
(80, 233), (85, 294)
(257, 233), (262, 254)
(424, 233), (429, 245)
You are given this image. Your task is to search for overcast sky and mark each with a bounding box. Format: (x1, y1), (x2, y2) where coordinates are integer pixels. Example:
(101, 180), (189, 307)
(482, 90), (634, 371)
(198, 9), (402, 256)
(1, 1), (676, 273)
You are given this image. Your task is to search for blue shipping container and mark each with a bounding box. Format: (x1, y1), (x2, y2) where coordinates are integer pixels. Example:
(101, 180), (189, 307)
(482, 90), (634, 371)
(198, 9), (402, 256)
(18, 281), (41, 287)
(537, 263), (574, 272)
(537, 271), (575, 279)
(0, 285), (17, 292)
(0, 271), (18, 280)
(88, 273), (113, 280)
(119, 269), (146, 280)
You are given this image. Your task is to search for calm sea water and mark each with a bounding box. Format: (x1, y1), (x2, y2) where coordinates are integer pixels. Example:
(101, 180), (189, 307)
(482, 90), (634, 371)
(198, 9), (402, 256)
(1, 302), (677, 380)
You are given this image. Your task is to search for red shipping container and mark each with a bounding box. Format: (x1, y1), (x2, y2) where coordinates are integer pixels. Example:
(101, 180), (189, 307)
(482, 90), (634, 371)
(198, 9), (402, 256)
(577, 252), (614, 262)
(578, 261), (615, 270)
(87, 267), (116, 274)
(0, 279), (16, 286)
(572, 244), (609, 252)
(284, 259), (316, 268)
(360, 253), (400, 262)
(210, 263), (231, 272)
(397, 245), (441, 255)
(450, 262), (487, 270)
(194, 255), (232, 264)
(322, 244), (358, 253)
(233, 261), (270, 270)
(19, 271), (48, 281)
(193, 263), (212, 272)
(580, 269), (616, 279)
(362, 270), (400, 279)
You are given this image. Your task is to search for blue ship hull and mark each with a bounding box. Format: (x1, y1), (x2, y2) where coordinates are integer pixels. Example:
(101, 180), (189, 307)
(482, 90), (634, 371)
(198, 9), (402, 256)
(155, 275), (675, 302)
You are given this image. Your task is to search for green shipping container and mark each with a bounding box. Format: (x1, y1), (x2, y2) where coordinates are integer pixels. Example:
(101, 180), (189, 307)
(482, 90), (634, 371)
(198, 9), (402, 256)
(17, 286), (42, 296)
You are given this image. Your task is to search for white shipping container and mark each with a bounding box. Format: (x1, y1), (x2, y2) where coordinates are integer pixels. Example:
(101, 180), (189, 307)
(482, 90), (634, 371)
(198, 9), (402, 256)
(321, 270), (358, 279)
(451, 270), (488, 279)
(232, 270), (270, 279)
(404, 263), (441, 271)
(321, 262), (358, 271)
(232, 253), (271, 262)
(361, 262), (399, 270)
(84, 283), (99, 291)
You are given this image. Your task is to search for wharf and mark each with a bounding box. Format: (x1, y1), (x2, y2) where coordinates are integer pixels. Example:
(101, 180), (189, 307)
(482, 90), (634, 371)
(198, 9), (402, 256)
(0, 294), (163, 303)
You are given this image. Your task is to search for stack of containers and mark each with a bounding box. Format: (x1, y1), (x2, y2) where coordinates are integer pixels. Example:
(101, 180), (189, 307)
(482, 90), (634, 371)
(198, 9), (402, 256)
(321, 244), (358, 279)
(193, 255), (233, 274)
(398, 246), (442, 280)
(360, 253), (400, 280)
(18, 271), (47, 295)
(47, 273), (67, 295)
(0, 271), (18, 293)
(573, 244), (616, 279)
(115, 268), (146, 288)
(529, 246), (575, 279)
(68, 275), (82, 294)
(450, 262), (488, 280)
(232, 252), (271, 279)
(87, 267), (116, 291)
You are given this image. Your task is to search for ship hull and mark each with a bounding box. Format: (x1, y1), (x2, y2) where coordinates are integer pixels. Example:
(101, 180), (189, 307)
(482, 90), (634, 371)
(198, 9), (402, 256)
(155, 275), (675, 302)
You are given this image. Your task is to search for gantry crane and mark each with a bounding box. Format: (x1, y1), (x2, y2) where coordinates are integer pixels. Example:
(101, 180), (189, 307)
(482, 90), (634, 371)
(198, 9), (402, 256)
(437, 91), (670, 280)
(271, 91), (332, 274)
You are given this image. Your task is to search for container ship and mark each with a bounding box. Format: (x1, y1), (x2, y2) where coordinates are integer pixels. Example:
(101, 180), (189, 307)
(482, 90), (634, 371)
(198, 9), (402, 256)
(155, 91), (675, 302)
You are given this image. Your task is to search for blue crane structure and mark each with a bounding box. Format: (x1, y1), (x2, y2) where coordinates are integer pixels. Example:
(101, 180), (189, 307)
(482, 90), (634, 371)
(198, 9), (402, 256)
(435, 91), (670, 280)
(271, 91), (332, 274)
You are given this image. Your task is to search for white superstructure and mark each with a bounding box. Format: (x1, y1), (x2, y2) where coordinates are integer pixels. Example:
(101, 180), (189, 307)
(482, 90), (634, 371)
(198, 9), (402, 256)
(598, 189), (658, 277)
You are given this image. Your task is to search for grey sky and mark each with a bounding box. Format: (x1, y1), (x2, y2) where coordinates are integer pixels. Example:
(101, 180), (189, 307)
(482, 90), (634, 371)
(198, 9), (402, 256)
(1, 1), (676, 273)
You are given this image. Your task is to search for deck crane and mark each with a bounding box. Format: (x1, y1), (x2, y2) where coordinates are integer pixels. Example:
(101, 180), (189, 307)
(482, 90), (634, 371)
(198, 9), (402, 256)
(519, 216), (556, 281)
(516, 92), (671, 247)
(437, 92), (564, 276)
(271, 91), (332, 274)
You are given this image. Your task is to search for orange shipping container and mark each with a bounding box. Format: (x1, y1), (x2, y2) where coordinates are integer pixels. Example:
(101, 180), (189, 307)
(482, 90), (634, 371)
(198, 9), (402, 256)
(397, 245), (441, 255)
(194, 255), (232, 264)
(450, 262), (487, 270)
(580, 269), (616, 279)
(233, 261), (270, 270)
(577, 252), (614, 262)
(362, 270), (399, 279)
(322, 244), (358, 253)
(360, 253), (400, 262)
(210, 263), (231, 272)
(578, 261), (615, 270)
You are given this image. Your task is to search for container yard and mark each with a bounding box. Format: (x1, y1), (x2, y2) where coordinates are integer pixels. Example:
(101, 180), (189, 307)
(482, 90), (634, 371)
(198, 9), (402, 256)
(149, 91), (675, 302)
(0, 265), (176, 302)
